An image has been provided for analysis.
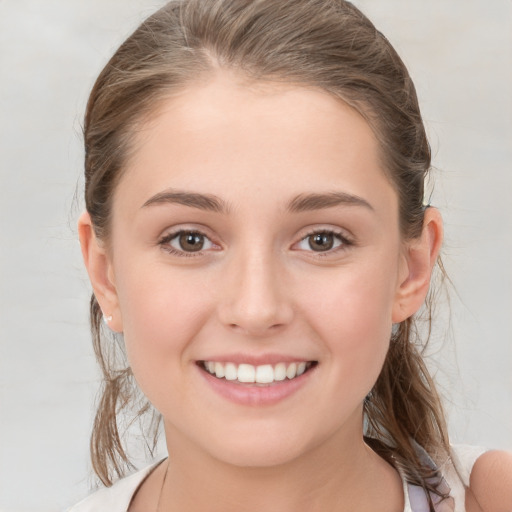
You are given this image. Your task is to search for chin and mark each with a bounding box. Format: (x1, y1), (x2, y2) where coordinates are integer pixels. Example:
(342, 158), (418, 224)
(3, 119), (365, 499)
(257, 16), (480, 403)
(212, 439), (306, 469)
(197, 420), (328, 470)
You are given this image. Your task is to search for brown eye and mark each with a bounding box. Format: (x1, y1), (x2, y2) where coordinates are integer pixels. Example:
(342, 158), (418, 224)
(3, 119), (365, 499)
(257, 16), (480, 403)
(308, 232), (335, 251)
(178, 232), (205, 252)
(295, 230), (348, 254)
(161, 230), (214, 255)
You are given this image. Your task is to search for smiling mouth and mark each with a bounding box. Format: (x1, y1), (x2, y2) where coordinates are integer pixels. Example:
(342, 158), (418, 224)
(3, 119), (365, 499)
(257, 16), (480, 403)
(198, 360), (318, 385)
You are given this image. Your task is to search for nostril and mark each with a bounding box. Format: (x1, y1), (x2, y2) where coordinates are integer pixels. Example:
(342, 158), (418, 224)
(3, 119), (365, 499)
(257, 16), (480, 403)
(226, 321), (287, 337)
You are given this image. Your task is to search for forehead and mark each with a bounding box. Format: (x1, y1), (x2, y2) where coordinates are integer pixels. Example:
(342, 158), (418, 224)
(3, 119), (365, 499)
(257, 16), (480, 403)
(115, 72), (397, 217)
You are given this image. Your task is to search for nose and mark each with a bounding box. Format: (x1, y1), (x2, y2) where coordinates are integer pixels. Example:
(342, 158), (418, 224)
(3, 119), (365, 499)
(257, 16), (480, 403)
(217, 249), (294, 337)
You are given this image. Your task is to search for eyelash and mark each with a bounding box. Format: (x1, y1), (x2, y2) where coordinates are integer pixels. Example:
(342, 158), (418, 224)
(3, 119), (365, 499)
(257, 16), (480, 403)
(298, 228), (353, 256)
(158, 228), (353, 258)
(158, 230), (215, 258)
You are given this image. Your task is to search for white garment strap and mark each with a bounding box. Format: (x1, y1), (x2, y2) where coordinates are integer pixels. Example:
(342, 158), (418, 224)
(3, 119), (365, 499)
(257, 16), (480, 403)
(449, 444), (487, 485)
(401, 444), (487, 512)
(441, 444), (487, 512)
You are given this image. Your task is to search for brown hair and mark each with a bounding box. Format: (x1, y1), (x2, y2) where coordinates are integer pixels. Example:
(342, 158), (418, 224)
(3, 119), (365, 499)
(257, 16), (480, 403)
(83, 0), (450, 505)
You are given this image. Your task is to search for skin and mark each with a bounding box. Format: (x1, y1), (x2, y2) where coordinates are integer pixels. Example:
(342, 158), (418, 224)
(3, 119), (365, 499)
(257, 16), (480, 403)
(466, 451), (512, 511)
(79, 71), (454, 511)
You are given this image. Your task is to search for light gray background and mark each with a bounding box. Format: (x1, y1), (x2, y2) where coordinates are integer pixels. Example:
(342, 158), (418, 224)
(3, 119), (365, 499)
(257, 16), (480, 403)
(0, 1), (510, 511)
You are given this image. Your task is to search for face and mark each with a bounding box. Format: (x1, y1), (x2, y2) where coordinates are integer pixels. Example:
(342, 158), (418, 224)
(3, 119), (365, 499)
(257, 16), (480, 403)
(100, 73), (412, 467)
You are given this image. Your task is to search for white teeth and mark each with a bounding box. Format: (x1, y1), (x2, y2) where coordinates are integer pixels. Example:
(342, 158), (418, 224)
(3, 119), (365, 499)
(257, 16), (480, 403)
(214, 362), (225, 378)
(286, 363), (297, 379)
(237, 364), (256, 383)
(274, 363), (287, 381)
(202, 360), (313, 384)
(255, 364), (274, 384)
(225, 362), (237, 381)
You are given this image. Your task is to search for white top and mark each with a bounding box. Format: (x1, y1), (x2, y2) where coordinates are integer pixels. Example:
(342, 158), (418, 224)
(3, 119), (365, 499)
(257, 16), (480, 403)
(67, 444), (486, 512)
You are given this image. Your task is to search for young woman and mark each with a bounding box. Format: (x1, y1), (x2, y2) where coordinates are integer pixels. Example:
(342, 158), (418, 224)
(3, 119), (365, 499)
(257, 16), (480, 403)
(71, 0), (512, 510)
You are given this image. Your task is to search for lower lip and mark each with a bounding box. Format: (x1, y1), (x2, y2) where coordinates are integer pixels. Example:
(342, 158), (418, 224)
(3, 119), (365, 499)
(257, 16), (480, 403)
(197, 365), (316, 406)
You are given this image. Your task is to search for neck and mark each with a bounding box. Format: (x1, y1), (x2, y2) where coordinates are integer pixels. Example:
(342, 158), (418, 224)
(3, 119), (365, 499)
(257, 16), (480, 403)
(158, 420), (403, 512)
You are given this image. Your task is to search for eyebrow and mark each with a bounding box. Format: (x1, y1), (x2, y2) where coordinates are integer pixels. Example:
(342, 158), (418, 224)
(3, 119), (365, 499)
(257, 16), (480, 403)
(286, 192), (374, 213)
(141, 189), (373, 214)
(142, 190), (229, 213)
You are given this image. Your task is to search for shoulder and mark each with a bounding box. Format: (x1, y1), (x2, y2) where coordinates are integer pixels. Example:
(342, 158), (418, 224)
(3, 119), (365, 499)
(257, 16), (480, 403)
(66, 463), (159, 512)
(467, 450), (512, 512)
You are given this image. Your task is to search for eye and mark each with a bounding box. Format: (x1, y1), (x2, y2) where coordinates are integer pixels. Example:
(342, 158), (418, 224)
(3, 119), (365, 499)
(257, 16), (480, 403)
(160, 230), (214, 255)
(296, 230), (349, 253)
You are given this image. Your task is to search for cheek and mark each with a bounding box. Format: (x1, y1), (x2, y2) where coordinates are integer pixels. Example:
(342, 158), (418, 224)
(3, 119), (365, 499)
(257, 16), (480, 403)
(114, 263), (212, 404)
(303, 259), (396, 335)
(299, 260), (397, 387)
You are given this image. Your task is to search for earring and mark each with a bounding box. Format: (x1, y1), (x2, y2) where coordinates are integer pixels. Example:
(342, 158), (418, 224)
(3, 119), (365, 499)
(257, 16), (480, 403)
(103, 314), (113, 324)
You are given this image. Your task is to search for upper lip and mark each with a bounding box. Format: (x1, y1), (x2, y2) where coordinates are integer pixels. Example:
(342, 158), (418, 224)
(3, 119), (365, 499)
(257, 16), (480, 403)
(197, 353), (317, 366)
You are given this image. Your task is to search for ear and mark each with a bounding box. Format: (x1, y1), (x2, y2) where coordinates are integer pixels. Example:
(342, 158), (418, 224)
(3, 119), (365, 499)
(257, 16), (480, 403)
(78, 211), (123, 332)
(392, 207), (443, 323)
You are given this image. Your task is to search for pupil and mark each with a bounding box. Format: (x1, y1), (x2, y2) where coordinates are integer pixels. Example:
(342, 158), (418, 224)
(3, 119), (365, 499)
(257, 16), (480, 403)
(180, 232), (203, 252)
(310, 233), (333, 251)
